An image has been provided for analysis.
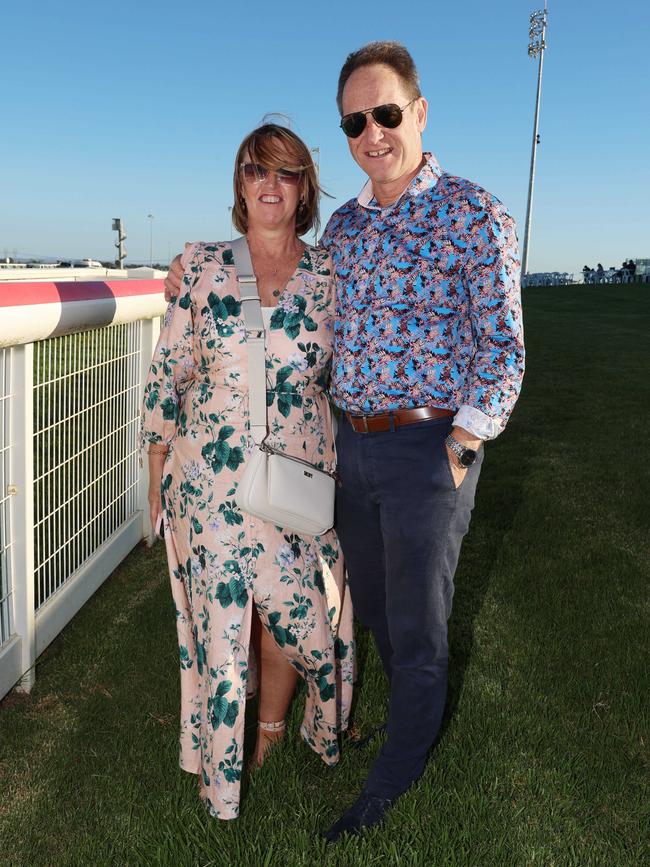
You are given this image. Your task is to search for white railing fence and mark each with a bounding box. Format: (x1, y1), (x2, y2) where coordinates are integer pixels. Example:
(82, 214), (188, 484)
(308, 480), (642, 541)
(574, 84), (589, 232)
(0, 281), (165, 700)
(0, 349), (13, 649)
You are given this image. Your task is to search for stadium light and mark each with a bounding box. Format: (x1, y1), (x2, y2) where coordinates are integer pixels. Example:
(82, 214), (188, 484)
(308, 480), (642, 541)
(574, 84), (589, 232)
(521, 3), (548, 277)
(148, 214), (154, 267)
(112, 218), (126, 269)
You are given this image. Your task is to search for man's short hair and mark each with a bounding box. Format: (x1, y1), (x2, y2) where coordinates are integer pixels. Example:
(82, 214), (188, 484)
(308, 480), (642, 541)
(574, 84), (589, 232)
(336, 41), (422, 114)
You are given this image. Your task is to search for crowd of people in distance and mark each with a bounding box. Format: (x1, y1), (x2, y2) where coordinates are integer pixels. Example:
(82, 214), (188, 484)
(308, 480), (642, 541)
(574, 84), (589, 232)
(583, 260), (637, 284)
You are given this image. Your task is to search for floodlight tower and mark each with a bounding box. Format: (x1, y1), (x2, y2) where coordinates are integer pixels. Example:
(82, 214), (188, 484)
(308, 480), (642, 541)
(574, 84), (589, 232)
(112, 218), (126, 269)
(521, 4), (548, 277)
(148, 214), (155, 267)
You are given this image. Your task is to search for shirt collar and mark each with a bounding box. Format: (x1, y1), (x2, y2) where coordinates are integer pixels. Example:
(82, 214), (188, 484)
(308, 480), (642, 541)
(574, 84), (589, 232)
(356, 152), (443, 211)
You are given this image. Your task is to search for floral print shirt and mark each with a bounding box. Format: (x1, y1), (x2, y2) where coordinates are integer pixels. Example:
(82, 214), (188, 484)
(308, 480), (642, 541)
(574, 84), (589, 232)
(321, 153), (525, 439)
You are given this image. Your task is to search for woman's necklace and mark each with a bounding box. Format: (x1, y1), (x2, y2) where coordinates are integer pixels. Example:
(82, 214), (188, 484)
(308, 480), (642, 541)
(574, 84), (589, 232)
(268, 265), (280, 296)
(249, 244), (304, 301)
(253, 262), (281, 296)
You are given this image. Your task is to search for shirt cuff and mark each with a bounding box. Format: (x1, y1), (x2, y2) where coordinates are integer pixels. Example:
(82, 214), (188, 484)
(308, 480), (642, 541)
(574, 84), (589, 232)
(453, 405), (502, 441)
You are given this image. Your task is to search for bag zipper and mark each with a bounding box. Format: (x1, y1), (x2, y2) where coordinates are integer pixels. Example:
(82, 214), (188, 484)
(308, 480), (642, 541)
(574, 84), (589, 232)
(259, 441), (340, 484)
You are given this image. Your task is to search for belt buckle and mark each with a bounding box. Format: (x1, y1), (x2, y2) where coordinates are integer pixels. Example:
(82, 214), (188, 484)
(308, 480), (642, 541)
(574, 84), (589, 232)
(352, 415), (370, 433)
(350, 413), (370, 433)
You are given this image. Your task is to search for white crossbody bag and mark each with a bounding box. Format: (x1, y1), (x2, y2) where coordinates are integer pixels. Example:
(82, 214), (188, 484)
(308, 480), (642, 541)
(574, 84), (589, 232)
(231, 236), (336, 537)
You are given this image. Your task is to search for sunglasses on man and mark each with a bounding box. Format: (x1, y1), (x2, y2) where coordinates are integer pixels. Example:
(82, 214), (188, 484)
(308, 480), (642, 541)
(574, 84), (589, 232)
(339, 98), (418, 139)
(240, 163), (303, 186)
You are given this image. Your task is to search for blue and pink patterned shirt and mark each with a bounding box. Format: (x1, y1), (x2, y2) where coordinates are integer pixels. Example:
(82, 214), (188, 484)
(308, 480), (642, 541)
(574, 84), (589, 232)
(321, 153), (524, 439)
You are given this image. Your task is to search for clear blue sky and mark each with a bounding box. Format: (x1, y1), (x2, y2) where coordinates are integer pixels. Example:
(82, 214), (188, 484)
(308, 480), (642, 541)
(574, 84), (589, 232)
(1, 0), (648, 272)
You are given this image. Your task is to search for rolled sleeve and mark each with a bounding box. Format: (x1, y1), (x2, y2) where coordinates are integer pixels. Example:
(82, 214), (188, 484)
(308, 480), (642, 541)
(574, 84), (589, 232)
(453, 404), (501, 440)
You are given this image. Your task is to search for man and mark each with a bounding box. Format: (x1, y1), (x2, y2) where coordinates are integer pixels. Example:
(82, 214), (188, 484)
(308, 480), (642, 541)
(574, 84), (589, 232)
(165, 41), (524, 842)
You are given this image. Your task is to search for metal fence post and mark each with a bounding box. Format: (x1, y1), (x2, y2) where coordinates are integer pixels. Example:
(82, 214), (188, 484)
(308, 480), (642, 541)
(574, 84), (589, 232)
(11, 343), (36, 692)
(137, 317), (161, 545)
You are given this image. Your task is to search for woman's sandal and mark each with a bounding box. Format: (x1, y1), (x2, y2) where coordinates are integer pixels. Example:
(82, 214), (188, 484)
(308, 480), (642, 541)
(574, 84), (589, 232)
(250, 719), (286, 769)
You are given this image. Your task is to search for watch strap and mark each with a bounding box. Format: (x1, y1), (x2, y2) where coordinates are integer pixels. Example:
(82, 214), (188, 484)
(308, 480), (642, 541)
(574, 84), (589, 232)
(445, 434), (476, 466)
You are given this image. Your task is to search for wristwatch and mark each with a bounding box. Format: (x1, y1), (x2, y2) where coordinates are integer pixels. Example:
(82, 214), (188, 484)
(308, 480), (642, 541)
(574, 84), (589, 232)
(445, 434), (478, 469)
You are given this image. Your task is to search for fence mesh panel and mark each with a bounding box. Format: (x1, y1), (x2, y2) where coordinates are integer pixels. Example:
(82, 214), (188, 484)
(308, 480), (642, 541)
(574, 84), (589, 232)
(0, 349), (13, 644)
(33, 323), (142, 609)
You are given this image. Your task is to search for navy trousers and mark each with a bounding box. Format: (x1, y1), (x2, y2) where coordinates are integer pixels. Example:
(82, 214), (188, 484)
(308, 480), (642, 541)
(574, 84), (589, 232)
(335, 414), (483, 799)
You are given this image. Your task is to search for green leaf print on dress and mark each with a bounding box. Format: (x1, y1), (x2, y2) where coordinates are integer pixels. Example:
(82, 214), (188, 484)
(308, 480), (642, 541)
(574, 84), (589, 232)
(208, 680), (239, 730)
(205, 292), (242, 337)
(218, 500), (243, 526)
(267, 366), (302, 419)
(143, 381), (161, 412)
(267, 611), (298, 648)
(215, 575), (248, 609)
(270, 293), (318, 339)
(179, 645), (193, 670)
(316, 663), (335, 701)
(195, 632), (207, 675)
(201, 425), (244, 474)
(335, 637), (349, 660)
(218, 737), (243, 783)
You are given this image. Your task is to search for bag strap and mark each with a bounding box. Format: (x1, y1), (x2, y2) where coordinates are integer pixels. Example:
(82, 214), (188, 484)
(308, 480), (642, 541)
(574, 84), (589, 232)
(231, 236), (338, 472)
(231, 236), (267, 445)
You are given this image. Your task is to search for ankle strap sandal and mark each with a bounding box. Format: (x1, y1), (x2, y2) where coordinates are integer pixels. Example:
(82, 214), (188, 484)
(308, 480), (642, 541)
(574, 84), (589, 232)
(258, 719), (286, 733)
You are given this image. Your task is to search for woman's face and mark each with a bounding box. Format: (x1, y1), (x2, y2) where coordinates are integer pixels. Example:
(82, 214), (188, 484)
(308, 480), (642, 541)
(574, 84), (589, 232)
(240, 143), (302, 233)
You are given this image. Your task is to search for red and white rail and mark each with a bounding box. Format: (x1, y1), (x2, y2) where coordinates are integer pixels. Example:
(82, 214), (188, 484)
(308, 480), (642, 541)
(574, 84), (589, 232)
(0, 280), (167, 348)
(0, 283), (165, 699)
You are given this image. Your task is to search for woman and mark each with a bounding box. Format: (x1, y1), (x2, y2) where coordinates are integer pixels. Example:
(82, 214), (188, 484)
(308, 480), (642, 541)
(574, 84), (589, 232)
(141, 124), (354, 820)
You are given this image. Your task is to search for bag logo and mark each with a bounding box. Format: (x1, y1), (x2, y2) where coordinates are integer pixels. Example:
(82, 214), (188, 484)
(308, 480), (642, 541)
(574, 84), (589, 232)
(304, 471), (313, 478)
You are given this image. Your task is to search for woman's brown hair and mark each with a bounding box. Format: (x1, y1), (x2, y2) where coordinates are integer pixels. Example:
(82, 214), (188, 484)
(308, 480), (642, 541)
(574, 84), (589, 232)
(232, 124), (321, 238)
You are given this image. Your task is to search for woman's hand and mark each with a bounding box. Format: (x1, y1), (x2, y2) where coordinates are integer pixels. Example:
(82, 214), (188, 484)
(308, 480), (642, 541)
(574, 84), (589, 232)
(148, 484), (163, 537)
(164, 255), (183, 302)
(147, 449), (168, 539)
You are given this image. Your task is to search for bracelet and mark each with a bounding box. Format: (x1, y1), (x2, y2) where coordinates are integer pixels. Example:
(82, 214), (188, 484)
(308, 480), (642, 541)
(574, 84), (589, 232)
(148, 444), (169, 455)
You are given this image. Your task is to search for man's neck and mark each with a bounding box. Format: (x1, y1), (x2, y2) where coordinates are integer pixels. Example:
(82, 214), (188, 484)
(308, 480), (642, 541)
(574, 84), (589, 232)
(372, 154), (427, 208)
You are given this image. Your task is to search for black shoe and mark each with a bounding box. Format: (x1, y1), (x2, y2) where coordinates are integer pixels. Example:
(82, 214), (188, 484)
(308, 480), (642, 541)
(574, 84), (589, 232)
(349, 721), (388, 750)
(322, 790), (393, 843)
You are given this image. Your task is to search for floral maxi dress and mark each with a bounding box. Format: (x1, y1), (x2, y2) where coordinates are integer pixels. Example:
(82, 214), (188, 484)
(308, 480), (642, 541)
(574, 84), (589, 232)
(141, 242), (354, 820)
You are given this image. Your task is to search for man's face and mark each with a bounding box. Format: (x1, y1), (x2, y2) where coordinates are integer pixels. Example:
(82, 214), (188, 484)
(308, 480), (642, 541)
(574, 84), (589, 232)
(340, 63), (427, 193)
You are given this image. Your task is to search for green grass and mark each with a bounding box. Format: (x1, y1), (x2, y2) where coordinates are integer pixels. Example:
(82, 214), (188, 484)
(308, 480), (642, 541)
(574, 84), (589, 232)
(1, 283), (648, 867)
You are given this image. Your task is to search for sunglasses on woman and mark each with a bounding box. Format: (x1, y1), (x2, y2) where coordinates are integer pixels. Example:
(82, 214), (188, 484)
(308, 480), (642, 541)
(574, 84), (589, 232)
(240, 163), (303, 186)
(339, 98), (417, 139)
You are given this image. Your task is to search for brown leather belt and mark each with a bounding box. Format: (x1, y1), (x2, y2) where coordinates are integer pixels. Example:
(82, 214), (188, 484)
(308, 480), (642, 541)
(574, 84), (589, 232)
(345, 406), (454, 433)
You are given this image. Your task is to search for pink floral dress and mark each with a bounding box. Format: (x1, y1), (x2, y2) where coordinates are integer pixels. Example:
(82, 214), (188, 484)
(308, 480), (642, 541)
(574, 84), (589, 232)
(141, 241), (354, 820)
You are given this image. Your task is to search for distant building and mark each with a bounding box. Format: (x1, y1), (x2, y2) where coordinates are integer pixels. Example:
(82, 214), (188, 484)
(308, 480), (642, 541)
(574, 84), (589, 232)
(0, 257), (104, 269)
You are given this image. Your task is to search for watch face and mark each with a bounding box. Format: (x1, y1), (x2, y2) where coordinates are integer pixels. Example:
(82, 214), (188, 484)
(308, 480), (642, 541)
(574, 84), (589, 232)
(459, 448), (477, 468)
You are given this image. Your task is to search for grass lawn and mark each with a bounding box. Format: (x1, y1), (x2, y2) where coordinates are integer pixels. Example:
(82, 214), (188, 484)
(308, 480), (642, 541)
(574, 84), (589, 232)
(0, 283), (648, 867)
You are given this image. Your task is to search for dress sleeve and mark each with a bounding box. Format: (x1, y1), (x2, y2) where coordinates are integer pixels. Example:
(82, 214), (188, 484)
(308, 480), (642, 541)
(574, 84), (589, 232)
(140, 243), (200, 446)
